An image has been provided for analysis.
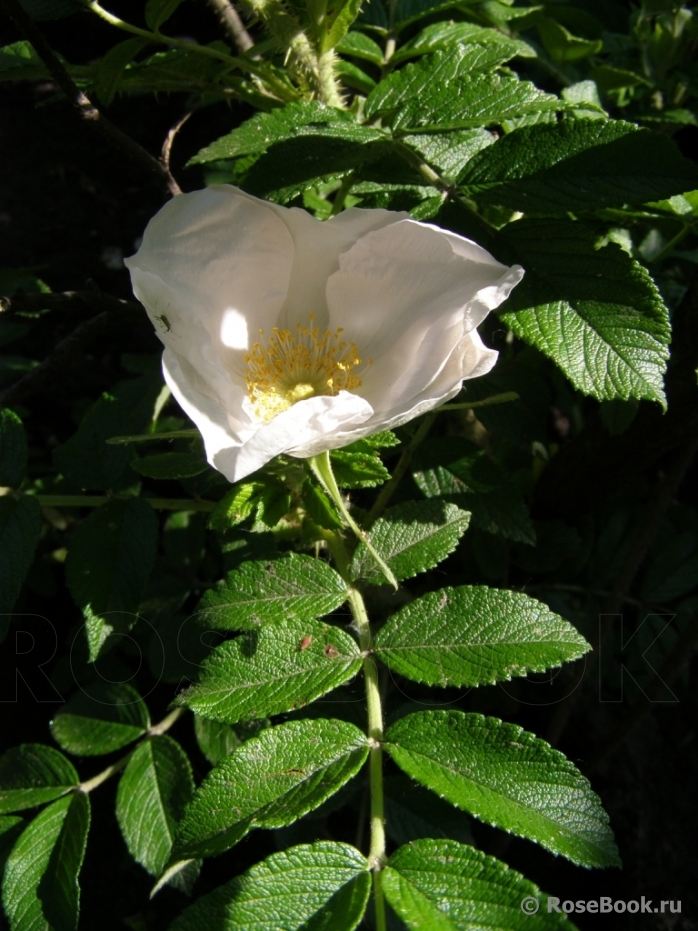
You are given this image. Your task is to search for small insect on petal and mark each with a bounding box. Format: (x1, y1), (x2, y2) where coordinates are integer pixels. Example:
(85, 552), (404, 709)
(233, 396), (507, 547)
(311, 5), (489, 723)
(298, 636), (313, 651)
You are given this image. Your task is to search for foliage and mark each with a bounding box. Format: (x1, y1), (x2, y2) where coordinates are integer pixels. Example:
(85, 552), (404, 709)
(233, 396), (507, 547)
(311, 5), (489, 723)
(1, 0), (697, 928)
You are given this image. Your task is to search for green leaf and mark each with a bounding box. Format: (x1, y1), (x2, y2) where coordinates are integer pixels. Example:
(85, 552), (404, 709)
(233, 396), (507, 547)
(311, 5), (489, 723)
(383, 838), (574, 930)
(385, 711), (621, 868)
(196, 553), (347, 630)
(0, 816), (24, 874)
(208, 481), (266, 530)
(537, 17), (602, 62)
(459, 120), (698, 214)
(170, 842), (370, 931)
(93, 37), (149, 105)
(243, 135), (386, 202)
(189, 102), (382, 165)
(336, 30), (384, 65)
(350, 500), (470, 585)
(176, 616), (362, 723)
(374, 585), (589, 686)
(53, 361), (165, 491)
(255, 481), (292, 527)
(0, 409), (27, 487)
(193, 716), (249, 765)
(498, 219), (671, 407)
(412, 437), (535, 544)
(173, 719), (368, 859)
(0, 745), (78, 815)
(403, 129), (495, 179)
(391, 21), (533, 65)
(304, 477), (344, 530)
(132, 452), (208, 479)
(0, 41), (48, 80)
(50, 681), (150, 757)
(365, 50), (561, 130)
(144, 0), (186, 30)
(323, 0), (364, 51)
(3, 792), (89, 931)
(116, 736), (194, 876)
(0, 494), (41, 616)
(65, 498), (159, 660)
(330, 448), (390, 488)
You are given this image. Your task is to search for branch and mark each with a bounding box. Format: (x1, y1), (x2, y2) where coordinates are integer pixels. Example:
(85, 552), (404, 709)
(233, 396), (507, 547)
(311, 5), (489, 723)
(205, 0), (254, 52)
(161, 110), (193, 177)
(0, 0), (180, 197)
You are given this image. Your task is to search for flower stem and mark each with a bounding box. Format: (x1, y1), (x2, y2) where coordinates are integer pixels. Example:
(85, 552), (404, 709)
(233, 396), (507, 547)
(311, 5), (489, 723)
(323, 531), (387, 931)
(308, 451), (397, 589)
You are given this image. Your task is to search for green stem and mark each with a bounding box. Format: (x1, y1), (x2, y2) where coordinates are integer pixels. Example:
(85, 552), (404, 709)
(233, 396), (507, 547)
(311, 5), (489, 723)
(308, 451), (397, 589)
(329, 174), (355, 216)
(83, 0), (297, 100)
(35, 495), (216, 511)
(79, 708), (185, 793)
(648, 223), (692, 264)
(324, 531), (387, 931)
(437, 390), (519, 411)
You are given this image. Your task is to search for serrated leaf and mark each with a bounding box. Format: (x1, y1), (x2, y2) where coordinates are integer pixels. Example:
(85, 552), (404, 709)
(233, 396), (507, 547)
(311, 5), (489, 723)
(116, 736), (194, 876)
(173, 719), (368, 859)
(330, 448), (390, 488)
(459, 119), (698, 214)
(374, 585), (589, 687)
(65, 498), (159, 660)
(18, 0), (82, 19)
(176, 616), (361, 723)
(350, 500), (470, 585)
(365, 49), (561, 130)
(196, 553), (347, 630)
(391, 21), (533, 64)
(0, 494), (41, 616)
(132, 452), (207, 479)
(93, 37), (149, 105)
(3, 792), (89, 931)
(538, 17), (601, 63)
(412, 437), (535, 544)
(50, 681), (150, 756)
(0, 41), (48, 80)
(0, 409), (27, 487)
(170, 842), (370, 931)
(256, 482), (292, 527)
(193, 716), (247, 765)
(0, 816), (24, 872)
(386, 711), (620, 868)
(336, 30), (384, 65)
(189, 102), (382, 164)
(383, 838), (575, 930)
(304, 477), (344, 530)
(498, 219), (671, 407)
(0, 745), (78, 815)
(243, 135), (387, 201)
(208, 481), (266, 530)
(403, 129), (495, 179)
(145, 0), (185, 30)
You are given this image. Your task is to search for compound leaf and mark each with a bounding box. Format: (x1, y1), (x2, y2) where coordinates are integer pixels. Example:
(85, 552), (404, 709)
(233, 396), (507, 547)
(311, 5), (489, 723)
(385, 711), (620, 868)
(170, 841), (370, 931)
(116, 736), (195, 876)
(374, 586), (590, 686)
(383, 838), (574, 929)
(3, 792), (89, 931)
(0, 745), (78, 815)
(177, 616), (361, 723)
(173, 719), (368, 859)
(196, 553), (347, 630)
(498, 219), (671, 407)
(50, 681), (150, 757)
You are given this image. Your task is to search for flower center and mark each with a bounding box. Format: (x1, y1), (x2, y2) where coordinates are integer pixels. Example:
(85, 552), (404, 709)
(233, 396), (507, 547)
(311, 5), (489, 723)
(244, 315), (366, 422)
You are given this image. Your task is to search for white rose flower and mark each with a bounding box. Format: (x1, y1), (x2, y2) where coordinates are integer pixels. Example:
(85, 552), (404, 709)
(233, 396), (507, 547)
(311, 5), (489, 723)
(125, 185), (523, 483)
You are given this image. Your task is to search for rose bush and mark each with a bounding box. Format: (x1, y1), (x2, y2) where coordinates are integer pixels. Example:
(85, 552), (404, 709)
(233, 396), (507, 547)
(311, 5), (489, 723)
(126, 185), (523, 482)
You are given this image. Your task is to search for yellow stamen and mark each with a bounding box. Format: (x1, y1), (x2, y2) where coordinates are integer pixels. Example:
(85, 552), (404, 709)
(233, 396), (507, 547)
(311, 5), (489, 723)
(244, 314), (365, 422)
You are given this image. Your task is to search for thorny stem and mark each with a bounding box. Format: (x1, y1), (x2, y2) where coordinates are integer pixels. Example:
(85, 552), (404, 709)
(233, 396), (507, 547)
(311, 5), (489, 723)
(83, 0), (297, 101)
(309, 451), (397, 588)
(323, 531), (387, 931)
(78, 708), (185, 793)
